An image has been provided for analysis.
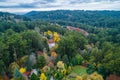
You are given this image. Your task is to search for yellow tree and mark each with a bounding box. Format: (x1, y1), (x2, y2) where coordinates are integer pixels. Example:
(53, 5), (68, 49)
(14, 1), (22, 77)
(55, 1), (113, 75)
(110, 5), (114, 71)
(40, 73), (47, 80)
(19, 67), (26, 74)
(53, 32), (60, 42)
(47, 30), (52, 35)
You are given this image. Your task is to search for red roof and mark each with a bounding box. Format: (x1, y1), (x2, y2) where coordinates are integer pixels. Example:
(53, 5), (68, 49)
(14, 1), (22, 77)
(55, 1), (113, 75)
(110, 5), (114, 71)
(75, 28), (81, 31)
(106, 74), (120, 80)
(67, 26), (89, 35)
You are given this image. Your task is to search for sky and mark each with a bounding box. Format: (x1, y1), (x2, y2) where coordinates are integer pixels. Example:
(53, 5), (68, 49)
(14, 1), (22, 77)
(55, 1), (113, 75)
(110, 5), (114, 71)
(0, 0), (120, 13)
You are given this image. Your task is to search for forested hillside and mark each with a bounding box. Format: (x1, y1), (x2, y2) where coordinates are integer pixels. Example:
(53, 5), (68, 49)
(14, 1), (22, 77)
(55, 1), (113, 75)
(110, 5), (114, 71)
(0, 11), (120, 80)
(25, 10), (120, 28)
(0, 12), (31, 22)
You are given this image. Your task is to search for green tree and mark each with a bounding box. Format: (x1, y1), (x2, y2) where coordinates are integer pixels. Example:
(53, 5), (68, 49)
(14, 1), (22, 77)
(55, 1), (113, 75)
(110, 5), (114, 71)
(21, 30), (48, 51)
(5, 33), (27, 61)
(30, 73), (39, 80)
(57, 36), (77, 61)
(89, 47), (102, 64)
(65, 31), (88, 50)
(0, 60), (5, 75)
(14, 68), (25, 80)
(14, 68), (22, 78)
(37, 56), (46, 68)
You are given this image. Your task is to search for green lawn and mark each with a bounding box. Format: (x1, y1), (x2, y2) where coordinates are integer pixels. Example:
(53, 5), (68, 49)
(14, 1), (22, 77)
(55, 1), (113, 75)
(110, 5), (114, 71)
(72, 65), (87, 76)
(66, 65), (87, 80)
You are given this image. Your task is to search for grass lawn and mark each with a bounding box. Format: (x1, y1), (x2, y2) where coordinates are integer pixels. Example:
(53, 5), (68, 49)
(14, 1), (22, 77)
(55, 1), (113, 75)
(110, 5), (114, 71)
(67, 65), (87, 80)
(72, 65), (87, 76)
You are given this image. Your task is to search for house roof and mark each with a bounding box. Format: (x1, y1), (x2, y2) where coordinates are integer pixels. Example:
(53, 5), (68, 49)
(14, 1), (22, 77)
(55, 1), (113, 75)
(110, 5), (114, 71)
(106, 74), (120, 80)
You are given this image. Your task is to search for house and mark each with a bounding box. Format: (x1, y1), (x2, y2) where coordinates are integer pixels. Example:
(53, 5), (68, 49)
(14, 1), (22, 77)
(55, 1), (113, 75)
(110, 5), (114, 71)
(67, 26), (74, 30)
(67, 26), (89, 36)
(48, 39), (55, 49)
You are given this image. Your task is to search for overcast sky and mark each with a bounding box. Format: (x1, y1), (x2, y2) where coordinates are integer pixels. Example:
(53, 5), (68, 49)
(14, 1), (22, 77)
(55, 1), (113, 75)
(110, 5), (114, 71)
(0, 0), (120, 13)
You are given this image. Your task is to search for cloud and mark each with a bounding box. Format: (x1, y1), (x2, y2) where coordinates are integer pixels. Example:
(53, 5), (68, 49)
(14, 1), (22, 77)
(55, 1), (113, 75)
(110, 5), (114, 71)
(0, 0), (120, 13)
(0, 0), (56, 8)
(0, 3), (37, 8)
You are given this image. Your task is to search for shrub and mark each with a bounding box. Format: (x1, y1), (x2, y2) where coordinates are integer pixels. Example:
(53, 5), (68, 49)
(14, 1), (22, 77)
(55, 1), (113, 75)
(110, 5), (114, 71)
(71, 54), (83, 65)
(30, 73), (39, 80)
(89, 72), (103, 80)
(57, 61), (65, 69)
(42, 66), (50, 73)
(62, 55), (69, 65)
(19, 67), (26, 74)
(82, 74), (87, 80)
(37, 56), (46, 69)
(67, 66), (72, 74)
(87, 64), (97, 74)
(75, 54), (83, 65)
(71, 57), (76, 66)
(14, 68), (25, 80)
(54, 71), (64, 80)
(14, 68), (22, 78)
(76, 76), (82, 80)
(40, 73), (47, 80)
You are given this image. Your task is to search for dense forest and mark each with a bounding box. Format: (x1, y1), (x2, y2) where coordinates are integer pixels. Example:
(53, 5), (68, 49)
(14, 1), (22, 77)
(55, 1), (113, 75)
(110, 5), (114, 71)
(25, 10), (120, 28)
(0, 10), (120, 80)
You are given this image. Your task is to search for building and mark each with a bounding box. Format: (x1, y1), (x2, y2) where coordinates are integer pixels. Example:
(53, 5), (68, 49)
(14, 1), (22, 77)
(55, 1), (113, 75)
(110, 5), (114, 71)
(67, 26), (89, 36)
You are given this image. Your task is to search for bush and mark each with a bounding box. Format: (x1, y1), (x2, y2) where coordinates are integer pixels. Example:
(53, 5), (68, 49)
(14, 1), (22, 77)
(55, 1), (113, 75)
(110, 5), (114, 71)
(97, 65), (108, 79)
(37, 56), (46, 69)
(71, 57), (76, 66)
(0, 60), (5, 74)
(87, 64), (97, 74)
(89, 72), (103, 80)
(75, 54), (83, 65)
(54, 71), (64, 80)
(62, 55), (69, 65)
(71, 54), (83, 65)
(30, 73), (39, 80)
(14, 68), (22, 78)
(14, 68), (26, 80)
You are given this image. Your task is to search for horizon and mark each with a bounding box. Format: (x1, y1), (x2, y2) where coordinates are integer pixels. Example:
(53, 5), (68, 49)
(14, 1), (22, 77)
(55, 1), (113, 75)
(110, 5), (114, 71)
(0, 0), (120, 14)
(1, 9), (120, 15)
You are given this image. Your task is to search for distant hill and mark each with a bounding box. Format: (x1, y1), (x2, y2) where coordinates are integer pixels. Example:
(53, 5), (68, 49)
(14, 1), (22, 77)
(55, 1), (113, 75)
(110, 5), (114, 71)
(0, 12), (31, 22)
(0, 12), (31, 32)
(25, 10), (120, 28)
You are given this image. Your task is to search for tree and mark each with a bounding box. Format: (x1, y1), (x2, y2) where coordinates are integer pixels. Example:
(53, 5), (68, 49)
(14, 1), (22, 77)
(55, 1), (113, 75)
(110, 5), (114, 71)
(65, 31), (88, 50)
(30, 73), (39, 80)
(0, 36), (10, 70)
(37, 56), (46, 68)
(62, 55), (69, 65)
(57, 36), (77, 62)
(74, 54), (83, 65)
(21, 30), (49, 51)
(89, 47), (102, 64)
(5, 33), (27, 61)
(88, 34), (98, 44)
(0, 60), (5, 75)
(14, 68), (22, 78)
